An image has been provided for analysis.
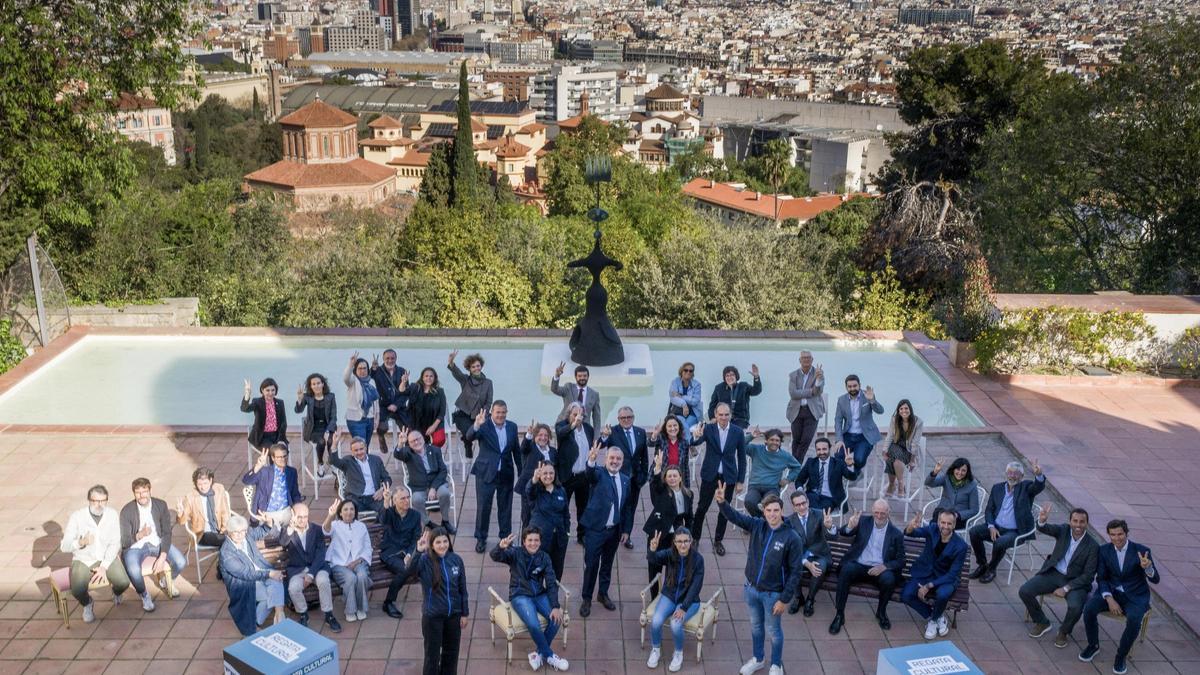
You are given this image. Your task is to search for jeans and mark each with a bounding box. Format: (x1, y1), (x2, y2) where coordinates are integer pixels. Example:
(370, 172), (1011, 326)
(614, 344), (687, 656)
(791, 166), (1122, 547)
(70, 559), (131, 606)
(510, 593), (559, 658)
(969, 524), (1020, 570)
(412, 484), (453, 525)
(1083, 590), (1149, 661)
(650, 596), (699, 651)
(346, 418), (374, 450)
(744, 584), (784, 666)
(901, 577), (956, 621)
(123, 545), (186, 595)
(842, 432), (873, 468)
(288, 569), (333, 613)
(255, 578), (286, 625)
(332, 563), (371, 616)
(1019, 570), (1088, 634)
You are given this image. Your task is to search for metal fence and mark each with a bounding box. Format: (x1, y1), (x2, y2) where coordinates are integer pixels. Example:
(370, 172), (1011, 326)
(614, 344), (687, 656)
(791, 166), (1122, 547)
(0, 234), (71, 349)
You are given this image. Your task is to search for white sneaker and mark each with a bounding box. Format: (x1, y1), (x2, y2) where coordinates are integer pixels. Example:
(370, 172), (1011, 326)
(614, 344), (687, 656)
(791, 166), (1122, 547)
(740, 658), (765, 675)
(158, 576), (167, 589)
(924, 620), (937, 640)
(356, 610), (367, 621)
(669, 650), (685, 672)
(141, 592), (156, 612)
(647, 647), (661, 668)
(937, 616), (950, 637)
(82, 602), (96, 623)
(768, 666), (784, 675)
(546, 654), (569, 671)
(344, 612), (357, 623)
(528, 652), (543, 670)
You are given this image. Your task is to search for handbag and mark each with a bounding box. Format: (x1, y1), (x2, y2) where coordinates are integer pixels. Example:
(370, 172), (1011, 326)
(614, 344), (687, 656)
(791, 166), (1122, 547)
(431, 427), (447, 448)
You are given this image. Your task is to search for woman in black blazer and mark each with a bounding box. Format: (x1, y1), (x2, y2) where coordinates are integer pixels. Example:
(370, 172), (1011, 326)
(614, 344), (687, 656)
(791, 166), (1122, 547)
(241, 377), (287, 450)
(644, 450), (694, 594)
(295, 373), (338, 476)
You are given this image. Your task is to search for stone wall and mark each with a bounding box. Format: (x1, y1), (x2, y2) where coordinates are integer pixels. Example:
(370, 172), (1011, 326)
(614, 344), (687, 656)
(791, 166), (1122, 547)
(69, 298), (200, 327)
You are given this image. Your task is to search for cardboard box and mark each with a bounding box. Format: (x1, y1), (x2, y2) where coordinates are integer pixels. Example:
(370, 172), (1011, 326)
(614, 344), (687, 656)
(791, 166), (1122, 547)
(223, 619), (338, 675)
(876, 641), (983, 675)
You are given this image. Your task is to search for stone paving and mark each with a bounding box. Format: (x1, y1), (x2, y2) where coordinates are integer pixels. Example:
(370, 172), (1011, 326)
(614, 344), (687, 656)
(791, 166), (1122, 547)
(0, 430), (1197, 674)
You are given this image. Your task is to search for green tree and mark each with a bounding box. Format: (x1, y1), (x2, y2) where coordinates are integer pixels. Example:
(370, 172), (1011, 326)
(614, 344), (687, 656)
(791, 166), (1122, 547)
(451, 63), (478, 207)
(759, 139), (792, 221)
(843, 256), (943, 334)
(419, 143), (452, 208)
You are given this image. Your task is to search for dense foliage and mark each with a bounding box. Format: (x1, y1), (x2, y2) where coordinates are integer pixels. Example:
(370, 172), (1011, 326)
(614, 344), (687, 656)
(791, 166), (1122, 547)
(974, 307), (1159, 374)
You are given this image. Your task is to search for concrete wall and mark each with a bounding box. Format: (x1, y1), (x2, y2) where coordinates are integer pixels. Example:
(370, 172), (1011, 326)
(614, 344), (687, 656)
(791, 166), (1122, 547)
(701, 96), (909, 132)
(70, 298), (200, 327)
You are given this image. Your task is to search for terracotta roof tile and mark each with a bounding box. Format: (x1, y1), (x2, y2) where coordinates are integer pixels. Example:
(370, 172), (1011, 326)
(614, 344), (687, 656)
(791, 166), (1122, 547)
(646, 83), (686, 100)
(278, 99), (358, 128)
(367, 114), (403, 129)
(682, 178), (873, 222)
(245, 158), (395, 189)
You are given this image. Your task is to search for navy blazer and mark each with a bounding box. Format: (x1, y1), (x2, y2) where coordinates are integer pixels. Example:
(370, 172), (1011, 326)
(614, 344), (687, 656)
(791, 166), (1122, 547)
(241, 464), (303, 518)
(603, 425), (650, 484)
(219, 525), (275, 636)
(794, 456), (859, 507)
(838, 518), (906, 572)
(984, 476), (1046, 534)
(1096, 542), (1160, 606)
(466, 420), (521, 484)
(329, 453), (391, 499)
(554, 419), (594, 480)
(518, 438), (556, 494)
(907, 523), (968, 587)
(371, 364), (410, 422)
(280, 525), (329, 580)
(696, 422), (747, 484)
(579, 465), (632, 533)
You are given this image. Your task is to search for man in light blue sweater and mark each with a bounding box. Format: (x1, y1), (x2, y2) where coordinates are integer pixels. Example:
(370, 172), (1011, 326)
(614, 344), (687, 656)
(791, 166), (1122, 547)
(743, 428), (804, 517)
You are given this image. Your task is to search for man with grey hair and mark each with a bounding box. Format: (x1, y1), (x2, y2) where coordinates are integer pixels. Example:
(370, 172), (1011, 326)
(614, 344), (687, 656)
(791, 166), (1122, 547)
(600, 405), (648, 549)
(61, 485), (130, 623)
(969, 459), (1045, 583)
(554, 401), (595, 545)
(279, 503), (341, 632)
(219, 513), (286, 635)
(786, 351), (824, 459)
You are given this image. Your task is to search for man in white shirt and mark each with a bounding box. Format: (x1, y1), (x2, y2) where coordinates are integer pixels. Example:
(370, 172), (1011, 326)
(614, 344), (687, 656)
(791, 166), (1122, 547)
(119, 478), (186, 612)
(1019, 504), (1098, 647)
(61, 485), (130, 623)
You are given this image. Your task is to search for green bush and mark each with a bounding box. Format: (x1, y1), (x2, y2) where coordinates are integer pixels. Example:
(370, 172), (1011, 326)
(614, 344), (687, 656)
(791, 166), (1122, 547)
(1174, 326), (1200, 377)
(843, 258), (947, 337)
(975, 306), (1158, 374)
(0, 319), (27, 375)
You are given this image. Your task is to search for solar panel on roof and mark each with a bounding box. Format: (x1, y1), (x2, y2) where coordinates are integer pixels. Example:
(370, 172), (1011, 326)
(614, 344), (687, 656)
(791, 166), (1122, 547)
(428, 100), (526, 115)
(426, 123), (456, 137)
(487, 125), (505, 139)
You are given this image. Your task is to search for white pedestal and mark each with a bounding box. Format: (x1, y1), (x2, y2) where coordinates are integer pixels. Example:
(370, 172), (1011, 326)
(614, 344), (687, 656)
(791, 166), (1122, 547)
(540, 342), (654, 390)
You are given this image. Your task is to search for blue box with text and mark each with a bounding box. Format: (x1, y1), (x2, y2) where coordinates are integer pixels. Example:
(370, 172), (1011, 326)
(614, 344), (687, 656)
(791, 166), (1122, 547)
(222, 620), (339, 675)
(876, 641), (983, 675)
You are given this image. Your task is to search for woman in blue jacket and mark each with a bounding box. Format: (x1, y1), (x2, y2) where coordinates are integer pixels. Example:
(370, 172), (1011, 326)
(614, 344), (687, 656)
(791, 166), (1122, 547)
(645, 527), (705, 672)
(403, 527), (469, 675)
(525, 461), (570, 581)
(489, 528), (569, 671)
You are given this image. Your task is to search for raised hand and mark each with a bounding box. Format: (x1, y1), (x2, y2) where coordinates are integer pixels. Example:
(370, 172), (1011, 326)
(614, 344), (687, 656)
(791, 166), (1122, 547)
(846, 509), (861, 530)
(1139, 551), (1152, 569)
(691, 422), (703, 440)
(257, 511), (275, 528)
(933, 458), (943, 474)
(823, 510), (834, 530)
(587, 441), (601, 464)
(400, 370), (409, 389)
(350, 351), (360, 365)
(1038, 502), (1052, 523)
(243, 378), (252, 398)
(499, 534), (515, 549)
(398, 427), (409, 445)
(650, 531), (662, 551)
(529, 419), (537, 434)
(254, 448), (269, 471)
(448, 349), (458, 366)
(750, 425), (762, 439)
(416, 530), (430, 553)
(474, 408), (486, 427)
(908, 512), (922, 531)
(653, 450), (663, 475)
(750, 363), (759, 379)
(602, 424), (612, 437)
(175, 497), (185, 514)
(650, 421), (662, 441)
(844, 453), (855, 468)
(814, 364), (824, 381)
(327, 501), (339, 518)
(1031, 458), (1043, 477)
(554, 361), (565, 378)
(864, 385), (875, 401)
(714, 481), (727, 504)
(371, 353), (379, 368)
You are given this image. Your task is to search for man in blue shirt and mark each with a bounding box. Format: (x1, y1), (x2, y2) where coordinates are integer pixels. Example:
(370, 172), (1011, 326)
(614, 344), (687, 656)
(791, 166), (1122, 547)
(968, 460), (1045, 583)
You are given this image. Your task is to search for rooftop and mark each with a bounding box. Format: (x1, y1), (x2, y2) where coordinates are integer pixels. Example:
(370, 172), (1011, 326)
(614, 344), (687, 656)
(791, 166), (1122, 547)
(277, 99), (358, 128)
(683, 178), (871, 222)
(244, 157), (396, 188)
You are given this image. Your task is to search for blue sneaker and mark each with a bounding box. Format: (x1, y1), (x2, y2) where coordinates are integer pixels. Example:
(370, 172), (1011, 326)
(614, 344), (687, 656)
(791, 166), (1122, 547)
(1079, 644), (1100, 662)
(1113, 656), (1128, 674)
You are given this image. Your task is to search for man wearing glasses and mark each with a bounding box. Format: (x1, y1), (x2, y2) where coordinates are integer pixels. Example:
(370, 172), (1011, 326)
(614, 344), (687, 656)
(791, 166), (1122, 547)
(61, 485), (130, 623)
(601, 406), (649, 549)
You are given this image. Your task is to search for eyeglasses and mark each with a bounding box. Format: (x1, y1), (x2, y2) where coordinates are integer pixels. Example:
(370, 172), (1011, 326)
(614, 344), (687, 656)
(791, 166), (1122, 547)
(618, 415), (633, 420)
(88, 498), (108, 504)
(681, 368), (694, 373)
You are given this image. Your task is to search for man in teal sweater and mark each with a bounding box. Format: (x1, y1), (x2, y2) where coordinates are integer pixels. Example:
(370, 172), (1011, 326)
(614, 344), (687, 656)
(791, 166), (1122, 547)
(743, 428), (804, 517)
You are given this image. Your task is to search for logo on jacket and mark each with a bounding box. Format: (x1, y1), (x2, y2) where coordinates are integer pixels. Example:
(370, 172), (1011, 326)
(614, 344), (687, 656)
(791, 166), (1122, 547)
(449, 565), (460, 577)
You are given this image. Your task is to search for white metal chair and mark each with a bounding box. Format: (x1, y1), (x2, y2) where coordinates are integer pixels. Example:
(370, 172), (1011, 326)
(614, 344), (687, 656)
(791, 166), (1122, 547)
(183, 490), (233, 586)
(638, 575), (724, 663)
(242, 485), (255, 516)
(921, 484), (988, 542)
(330, 465), (378, 522)
(877, 435), (927, 522)
(298, 439), (335, 498)
(1004, 505), (1042, 585)
(487, 586), (571, 663)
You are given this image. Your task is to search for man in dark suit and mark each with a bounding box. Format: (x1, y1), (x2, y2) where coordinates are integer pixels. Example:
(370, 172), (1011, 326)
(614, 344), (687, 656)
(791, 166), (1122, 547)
(242, 443), (305, 532)
(1080, 519), (1161, 674)
(689, 403), (747, 556)
(901, 510), (969, 640)
(602, 406), (649, 549)
(786, 491), (836, 617)
(393, 428), (453, 532)
(379, 485), (423, 619)
(466, 400), (521, 553)
(280, 503), (341, 631)
(330, 437), (391, 515)
(829, 499), (906, 635)
(119, 477), (186, 611)
(554, 403), (595, 544)
(1020, 504), (1098, 647)
(578, 445), (631, 617)
(518, 422), (556, 527)
(794, 436), (859, 512)
(551, 362), (602, 430)
(969, 459), (1046, 583)
(371, 349), (410, 452)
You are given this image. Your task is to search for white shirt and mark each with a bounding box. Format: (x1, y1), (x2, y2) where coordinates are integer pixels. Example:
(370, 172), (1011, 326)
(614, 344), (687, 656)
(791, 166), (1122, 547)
(61, 507), (122, 568)
(799, 369), (811, 406)
(1055, 531), (1086, 576)
(494, 423), (508, 453)
(606, 471), (623, 527)
(134, 503), (161, 550)
(857, 523), (888, 566)
(571, 428), (590, 474)
(1104, 544), (1130, 596)
(716, 424), (730, 475)
(672, 490), (685, 525)
(416, 450), (430, 473)
(849, 396), (863, 434)
(623, 427), (637, 455)
(356, 456), (376, 495)
(325, 519), (373, 567)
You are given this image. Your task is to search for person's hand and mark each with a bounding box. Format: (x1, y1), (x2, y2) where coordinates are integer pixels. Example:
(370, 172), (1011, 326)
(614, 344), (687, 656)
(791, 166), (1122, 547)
(750, 364), (759, 379)
(804, 560), (821, 576)
(327, 501), (339, 518)
(175, 497), (185, 514)
(372, 486), (386, 500)
(416, 531), (430, 553)
(304, 573), (314, 587)
(400, 370), (409, 390)
(1106, 595), (1123, 616)
(1053, 587), (1067, 598)
(714, 481), (727, 504)
(750, 425), (762, 438)
(654, 451), (663, 474)
(814, 365), (824, 381)
(550, 608), (563, 625)
(846, 509), (861, 530)
(257, 511), (275, 528)
(844, 453), (855, 468)
(823, 510), (834, 530)
(672, 607), (685, 621)
(499, 534), (515, 549)
(268, 569), (283, 581)
(136, 524), (152, 540)
(474, 408), (486, 427)
(691, 423), (703, 440)
(554, 361), (564, 378)
(90, 567), (107, 585)
(864, 385), (875, 401)
(78, 532), (94, 548)
(681, 403), (690, 416)
(650, 531), (661, 551)
(989, 526), (999, 541)
(532, 463), (544, 483)
(427, 488), (436, 503)
(350, 351), (360, 365)
(398, 427), (409, 445)
(908, 513), (922, 531)
(460, 616), (468, 629)
(387, 404), (398, 412)
(779, 478), (790, 488)
(297, 383), (305, 402)
(868, 564), (885, 576)
(832, 441), (845, 455)
(1031, 458), (1042, 477)
(602, 424), (612, 437)
(735, 482), (743, 494)
(772, 601), (787, 616)
(620, 533), (628, 545)
(254, 448), (269, 471)
(650, 421), (662, 441)
(917, 583), (930, 600)
(933, 458), (943, 474)
(243, 378), (252, 398)
(1139, 551), (1153, 569)
(152, 556), (168, 575)
(371, 353), (379, 368)
(448, 349), (458, 366)
(529, 419), (537, 435)
(1038, 502), (1052, 524)
(587, 441), (600, 464)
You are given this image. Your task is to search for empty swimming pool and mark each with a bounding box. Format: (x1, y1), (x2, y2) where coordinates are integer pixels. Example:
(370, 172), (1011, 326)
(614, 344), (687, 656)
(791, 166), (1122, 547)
(0, 333), (983, 428)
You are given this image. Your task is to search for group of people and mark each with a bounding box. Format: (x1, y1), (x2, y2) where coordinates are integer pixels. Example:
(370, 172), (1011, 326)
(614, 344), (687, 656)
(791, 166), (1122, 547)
(59, 348), (1159, 675)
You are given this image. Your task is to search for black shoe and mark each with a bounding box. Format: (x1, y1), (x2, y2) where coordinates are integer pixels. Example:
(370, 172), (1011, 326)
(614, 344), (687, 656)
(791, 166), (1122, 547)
(325, 612), (342, 633)
(980, 569), (996, 584)
(1113, 656), (1128, 674)
(828, 614), (844, 635)
(876, 610), (891, 630)
(598, 595), (616, 611)
(296, 612), (309, 627)
(383, 601), (403, 619)
(443, 523), (457, 535)
(623, 539), (634, 550)
(1079, 644), (1099, 662)
(713, 541), (726, 557)
(579, 600), (591, 618)
(475, 540), (487, 554)
(969, 565), (988, 580)
(788, 597), (802, 615)
(576, 535), (584, 547)
(803, 599), (815, 617)
(465, 447), (474, 459)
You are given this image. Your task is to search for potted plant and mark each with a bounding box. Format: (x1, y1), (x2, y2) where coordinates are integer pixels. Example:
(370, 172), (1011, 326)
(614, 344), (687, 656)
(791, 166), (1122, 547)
(940, 258), (995, 368)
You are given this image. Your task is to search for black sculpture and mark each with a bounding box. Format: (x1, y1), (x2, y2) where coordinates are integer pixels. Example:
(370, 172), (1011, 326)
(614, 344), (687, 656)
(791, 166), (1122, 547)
(567, 156), (624, 366)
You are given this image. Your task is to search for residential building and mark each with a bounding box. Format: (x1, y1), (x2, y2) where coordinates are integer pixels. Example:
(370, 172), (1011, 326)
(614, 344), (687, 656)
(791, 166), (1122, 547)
(532, 64), (627, 122)
(682, 179), (870, 226)
(326, 9), (389, 52)
(108, 94), (177, 166)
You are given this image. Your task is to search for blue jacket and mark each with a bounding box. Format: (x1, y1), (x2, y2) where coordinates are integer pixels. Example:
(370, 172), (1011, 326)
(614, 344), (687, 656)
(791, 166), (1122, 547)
(907, 523), (968, 588)
(647, 549), (705, 608)
(405, 551), (470, 618)
(696, 422), (747, 484)
(837, 518), (906, 573)
(984, 475), (1045, 535)
(371, 364), (411, 424)
(579, 465), (632, 533)
(489, 545), (560, 608)
(378, 506), (422, 558)
(602, 424), (650, 484)
(525, 482), (570, 541)
(241, 464), (303, 519)
(280, 525), (329, 581)
(466, 419), (520, 485)
(219, 525), (275, 636)
(718, 502), (803, 603)
(1096, 542), (1160, 607)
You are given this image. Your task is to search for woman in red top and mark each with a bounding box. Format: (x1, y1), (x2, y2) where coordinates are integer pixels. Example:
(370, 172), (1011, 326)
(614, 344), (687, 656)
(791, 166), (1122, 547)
(648, 415), (693, 488)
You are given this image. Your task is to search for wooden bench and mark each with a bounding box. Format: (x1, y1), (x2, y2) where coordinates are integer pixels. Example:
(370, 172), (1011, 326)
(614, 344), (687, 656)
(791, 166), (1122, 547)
(255, 522), (405, 607)
(813, 535), (971, 627)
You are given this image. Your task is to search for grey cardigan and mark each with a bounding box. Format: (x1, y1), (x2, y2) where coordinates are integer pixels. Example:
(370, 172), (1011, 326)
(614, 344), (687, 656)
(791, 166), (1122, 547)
(924, 472), (980, 522)
(447, 362), (494, 416)
(295, 393), (338, 442)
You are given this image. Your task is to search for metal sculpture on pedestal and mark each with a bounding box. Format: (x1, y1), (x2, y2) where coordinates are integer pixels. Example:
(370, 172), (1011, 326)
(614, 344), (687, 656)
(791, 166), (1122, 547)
(567, 156), (624, 366)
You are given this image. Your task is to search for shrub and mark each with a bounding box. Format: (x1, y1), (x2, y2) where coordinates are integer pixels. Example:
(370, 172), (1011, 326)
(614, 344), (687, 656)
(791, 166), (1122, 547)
(937, 257), (995, 341)
(843, 258), (946, 337)
(0, 319), (27, 375)
(1175, 327), (1200, 378)
(974, 306), (1158, 374)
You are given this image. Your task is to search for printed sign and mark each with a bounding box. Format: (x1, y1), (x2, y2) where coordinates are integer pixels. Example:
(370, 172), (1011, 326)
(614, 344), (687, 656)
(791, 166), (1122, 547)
(906, 655), (970, 675)
(250, 632), (307, 664)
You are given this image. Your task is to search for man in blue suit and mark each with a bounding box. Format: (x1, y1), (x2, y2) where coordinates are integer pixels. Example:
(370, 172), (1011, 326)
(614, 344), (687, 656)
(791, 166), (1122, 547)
(466, 400), (521, 553)
(902, 510), (968, 640)
(689, 403), (747, 556)
(578, 445), (631, 617)
(1080, 519), (1161, 674)
(601, 406), (649, 549)
(279, 503), (341, 632)
(969, 459), (1045, 583)
(832, 374), (884, 468)
(794, 436), (859, 512)
(829, 499), (906, 635)
(241, 443), (304, 534)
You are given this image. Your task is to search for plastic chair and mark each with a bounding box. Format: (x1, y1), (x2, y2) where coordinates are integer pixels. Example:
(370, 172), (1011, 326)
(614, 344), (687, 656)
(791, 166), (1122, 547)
(487, 585), (571, 663)
(298, 439), (334, 499)
(183, 490), (233, 586)
(638, 574), (724, 663)
(1005, 505), (1042, 585)
(921, 484), (988, 542)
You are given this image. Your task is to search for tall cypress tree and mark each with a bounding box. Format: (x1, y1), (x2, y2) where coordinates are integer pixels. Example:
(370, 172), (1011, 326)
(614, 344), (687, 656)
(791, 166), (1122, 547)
(450, 62), (477, 207)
